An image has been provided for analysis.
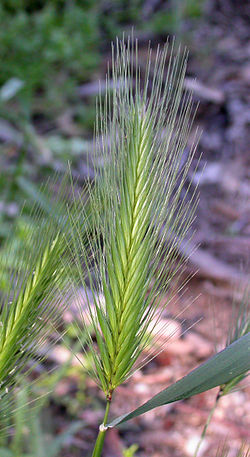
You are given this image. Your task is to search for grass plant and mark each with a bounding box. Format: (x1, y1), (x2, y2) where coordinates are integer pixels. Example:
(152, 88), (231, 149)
(0, 34), (249, 456)
(0, 178), (79, 429)
(62, 37), (250, 456)
(194, 287), (250, 457)
(65, 35), (199, 455)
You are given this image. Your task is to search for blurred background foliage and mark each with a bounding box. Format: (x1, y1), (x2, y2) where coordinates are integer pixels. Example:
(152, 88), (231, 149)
(0, 0), (205, 238)
(0, 0), (205, 280)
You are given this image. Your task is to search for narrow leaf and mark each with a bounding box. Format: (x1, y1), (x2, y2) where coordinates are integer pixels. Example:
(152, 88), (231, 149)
(108, 333), (250, 427)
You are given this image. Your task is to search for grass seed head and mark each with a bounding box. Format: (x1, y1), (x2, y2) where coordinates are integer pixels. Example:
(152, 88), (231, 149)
(69, 36), (199, 397)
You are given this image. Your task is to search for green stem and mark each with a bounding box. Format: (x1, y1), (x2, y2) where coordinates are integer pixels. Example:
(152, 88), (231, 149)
(91, 399), (111, 457)
(194, 389), (222, 457)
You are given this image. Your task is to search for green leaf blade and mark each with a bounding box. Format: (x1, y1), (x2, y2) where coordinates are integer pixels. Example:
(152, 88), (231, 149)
(109, 333), (250, 427)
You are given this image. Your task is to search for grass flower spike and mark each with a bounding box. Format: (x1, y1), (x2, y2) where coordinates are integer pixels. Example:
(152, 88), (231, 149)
(0, 179), (77, 429)
(68, 36), (199, 455)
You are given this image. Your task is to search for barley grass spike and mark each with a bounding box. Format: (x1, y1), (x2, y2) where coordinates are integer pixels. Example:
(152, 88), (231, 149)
(68, 36), (199, 455)
(0, 181), (76, 431)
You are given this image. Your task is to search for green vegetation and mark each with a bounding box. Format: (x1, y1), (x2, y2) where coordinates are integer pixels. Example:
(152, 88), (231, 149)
(0, 2), (100, 113)
(0, 381), (83, 457)
(0, 3), (248, 456)
(194, 288), (250, 457)
(0, 0), (205, 248)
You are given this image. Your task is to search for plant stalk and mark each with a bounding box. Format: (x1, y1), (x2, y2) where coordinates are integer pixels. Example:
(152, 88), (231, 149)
(91, 398), (111, 457)
(194, 389), (222, 457)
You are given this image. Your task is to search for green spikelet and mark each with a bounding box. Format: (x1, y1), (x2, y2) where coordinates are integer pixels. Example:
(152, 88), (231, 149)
(104, 105), (154, 389)
(69, 36), (199, 398)
(0, 177), (76, 401)
(0, 234), (60, 384)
